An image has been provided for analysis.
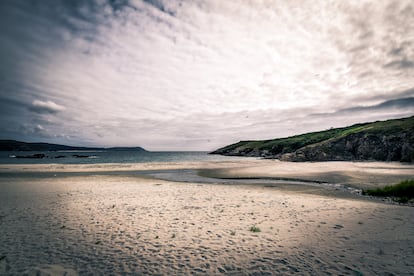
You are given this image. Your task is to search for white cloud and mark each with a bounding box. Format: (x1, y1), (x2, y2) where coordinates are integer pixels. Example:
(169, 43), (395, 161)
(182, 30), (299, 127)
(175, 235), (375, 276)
(29, 100), (65, 114)
(1, 0), (413, 149)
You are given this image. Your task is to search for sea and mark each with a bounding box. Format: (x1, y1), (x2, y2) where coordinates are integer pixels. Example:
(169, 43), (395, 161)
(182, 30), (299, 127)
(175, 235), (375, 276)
(0, 150), (265, 185)
(0, 150), (245, 165)
(0, 150), (361, 195)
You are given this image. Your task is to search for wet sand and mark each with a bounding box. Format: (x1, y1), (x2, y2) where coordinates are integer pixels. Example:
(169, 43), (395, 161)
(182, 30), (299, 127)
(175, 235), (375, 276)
(0, 161), (413, 275)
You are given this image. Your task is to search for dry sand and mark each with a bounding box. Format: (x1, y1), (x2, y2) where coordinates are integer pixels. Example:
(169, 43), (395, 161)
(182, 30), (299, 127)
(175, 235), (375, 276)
(0, 160), (413, 275)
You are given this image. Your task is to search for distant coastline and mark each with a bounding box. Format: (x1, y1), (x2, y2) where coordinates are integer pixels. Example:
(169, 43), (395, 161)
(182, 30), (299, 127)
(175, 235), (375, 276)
(0, 140), (147, 152)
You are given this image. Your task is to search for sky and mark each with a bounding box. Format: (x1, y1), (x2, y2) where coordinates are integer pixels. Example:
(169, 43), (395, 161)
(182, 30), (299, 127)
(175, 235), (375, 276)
(0, 0), (413, 151)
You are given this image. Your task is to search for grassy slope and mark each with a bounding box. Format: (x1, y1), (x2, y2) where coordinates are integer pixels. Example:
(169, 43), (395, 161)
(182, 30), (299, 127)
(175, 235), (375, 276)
(212, 116), (414, 156)
(364, 179), (414, 203)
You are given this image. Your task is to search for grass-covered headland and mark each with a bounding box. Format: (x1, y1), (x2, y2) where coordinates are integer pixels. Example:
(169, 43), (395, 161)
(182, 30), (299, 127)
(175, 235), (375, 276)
(363, 180), (414, 203)
(211, 116), (414, 162)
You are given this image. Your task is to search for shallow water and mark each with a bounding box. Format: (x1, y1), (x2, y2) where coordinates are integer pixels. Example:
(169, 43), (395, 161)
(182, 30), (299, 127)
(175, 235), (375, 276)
(0, 151), (246, 165)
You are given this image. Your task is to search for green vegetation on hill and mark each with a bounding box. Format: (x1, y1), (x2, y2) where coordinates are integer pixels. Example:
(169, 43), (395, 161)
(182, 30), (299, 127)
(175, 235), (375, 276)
(0, 140), (147, 152)
(211, 116), (414, 162)
(215, 125), (366, 156)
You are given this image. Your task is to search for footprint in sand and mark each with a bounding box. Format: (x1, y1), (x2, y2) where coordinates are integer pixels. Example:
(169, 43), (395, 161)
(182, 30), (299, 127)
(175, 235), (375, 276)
(0, 256), (10, 273)
(25, 265), (78, 276)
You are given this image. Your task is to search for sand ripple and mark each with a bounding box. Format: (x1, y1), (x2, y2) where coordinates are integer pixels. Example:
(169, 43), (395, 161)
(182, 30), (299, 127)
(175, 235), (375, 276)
(1, 170), (413, 275)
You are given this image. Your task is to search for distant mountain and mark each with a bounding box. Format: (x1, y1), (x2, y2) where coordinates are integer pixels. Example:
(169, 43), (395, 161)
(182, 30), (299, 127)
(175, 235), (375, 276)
(211, 116), (414, 162)
(0, 140), (147, 152)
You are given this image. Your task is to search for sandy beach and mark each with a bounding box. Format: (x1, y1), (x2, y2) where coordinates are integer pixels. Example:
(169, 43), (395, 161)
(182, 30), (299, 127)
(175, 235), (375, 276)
(1, 160), (413, 275)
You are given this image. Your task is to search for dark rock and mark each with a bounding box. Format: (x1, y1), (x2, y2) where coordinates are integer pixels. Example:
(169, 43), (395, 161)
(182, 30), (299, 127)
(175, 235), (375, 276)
(72, 154), (89, 158)
(282, 131), (414, 162)
(15, 153), (46, 159)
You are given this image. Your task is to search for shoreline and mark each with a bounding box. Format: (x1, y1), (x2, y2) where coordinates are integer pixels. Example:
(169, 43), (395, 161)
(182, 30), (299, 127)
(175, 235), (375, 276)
(1, 160), (413, 201)
(1, 166), (410, 207)
(1, 160), (414, 274)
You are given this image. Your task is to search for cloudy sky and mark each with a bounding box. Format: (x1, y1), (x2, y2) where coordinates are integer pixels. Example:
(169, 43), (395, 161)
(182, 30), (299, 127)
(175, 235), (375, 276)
(0, 0), (413, 150)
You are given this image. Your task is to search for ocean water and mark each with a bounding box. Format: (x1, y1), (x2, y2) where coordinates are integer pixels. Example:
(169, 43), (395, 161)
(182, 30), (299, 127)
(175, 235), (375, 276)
(0, 150), (244, 164)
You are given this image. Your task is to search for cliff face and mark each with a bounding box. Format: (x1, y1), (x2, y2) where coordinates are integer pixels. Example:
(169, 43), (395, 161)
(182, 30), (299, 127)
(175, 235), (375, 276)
(211, 116), (414, 162)
(280, 131), (414, 162)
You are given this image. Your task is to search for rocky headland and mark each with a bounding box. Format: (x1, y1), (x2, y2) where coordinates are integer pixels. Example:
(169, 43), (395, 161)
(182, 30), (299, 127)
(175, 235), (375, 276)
(211, 116), (414, 162)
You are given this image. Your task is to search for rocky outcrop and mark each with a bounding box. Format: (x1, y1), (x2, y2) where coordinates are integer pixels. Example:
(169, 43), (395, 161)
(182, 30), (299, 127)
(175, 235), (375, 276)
(280, 132), (414, 162)
(14, 153), (46, 159)
(211, 116), (414, 162)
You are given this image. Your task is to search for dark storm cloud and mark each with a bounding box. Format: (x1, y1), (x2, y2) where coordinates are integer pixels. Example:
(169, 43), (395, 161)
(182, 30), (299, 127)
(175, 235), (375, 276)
(384, 59), (414, 69)
(0, 0), (129, 142)
(353, 87), (414, 105)
(339, 97), (414, 113)
(142, 0), (179, 16)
